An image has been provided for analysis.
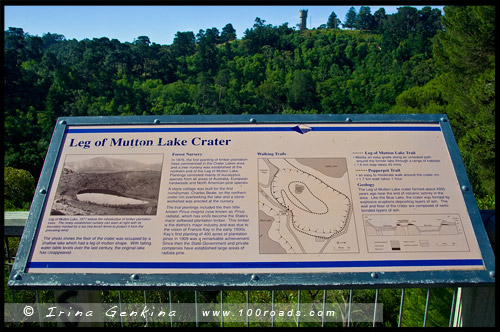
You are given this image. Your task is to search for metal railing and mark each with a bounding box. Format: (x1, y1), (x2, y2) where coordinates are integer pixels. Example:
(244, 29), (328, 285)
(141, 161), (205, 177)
(4, 211), (495, 327)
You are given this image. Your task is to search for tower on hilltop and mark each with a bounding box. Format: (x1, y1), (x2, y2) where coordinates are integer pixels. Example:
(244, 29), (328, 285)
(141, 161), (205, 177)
(299, 9), (308, 30)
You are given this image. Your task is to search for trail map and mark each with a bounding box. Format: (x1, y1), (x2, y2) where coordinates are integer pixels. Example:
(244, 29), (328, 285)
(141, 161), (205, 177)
(258, 158), (359, 254)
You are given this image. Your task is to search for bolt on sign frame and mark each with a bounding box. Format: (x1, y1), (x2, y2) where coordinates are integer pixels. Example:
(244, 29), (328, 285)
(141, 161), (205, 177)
(8, 114), (495, 290)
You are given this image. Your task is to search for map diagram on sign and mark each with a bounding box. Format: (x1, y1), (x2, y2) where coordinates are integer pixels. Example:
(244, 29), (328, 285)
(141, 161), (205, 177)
(258, 158), (359, 254)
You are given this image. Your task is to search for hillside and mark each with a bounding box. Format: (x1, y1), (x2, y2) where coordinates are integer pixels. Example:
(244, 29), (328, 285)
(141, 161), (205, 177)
(4, 6), (495, 201)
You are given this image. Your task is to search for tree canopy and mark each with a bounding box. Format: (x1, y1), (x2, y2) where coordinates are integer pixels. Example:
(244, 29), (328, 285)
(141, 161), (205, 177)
(3, 6), (495, 205)
(390, 6), (495, 196)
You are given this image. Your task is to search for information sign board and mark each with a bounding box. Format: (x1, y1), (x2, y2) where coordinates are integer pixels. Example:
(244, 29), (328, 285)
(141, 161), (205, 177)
(9, 114), (495, 289)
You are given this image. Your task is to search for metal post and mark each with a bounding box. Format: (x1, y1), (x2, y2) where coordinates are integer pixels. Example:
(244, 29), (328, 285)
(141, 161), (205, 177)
(297, 289), (301, 327)
(168, 290), (173, 327)
(194, 290), (198, 327)
(347, 289), (353, 327)
(144, 290), (149, 327)
(398, 289), (405, 327)
(271, 290), (275, 327)
(373, 289), (379, 327)
(35, 290), (42, 327)
(321, 289), (327, 327)
(221, 290), (225, 327)
(423, 288), (431, 327)
(448, 288), (457, 327)
(246, 290), (249, 327)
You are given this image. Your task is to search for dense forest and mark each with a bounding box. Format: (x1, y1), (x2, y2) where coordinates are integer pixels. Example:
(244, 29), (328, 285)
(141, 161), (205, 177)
(3, 6), (495, 209)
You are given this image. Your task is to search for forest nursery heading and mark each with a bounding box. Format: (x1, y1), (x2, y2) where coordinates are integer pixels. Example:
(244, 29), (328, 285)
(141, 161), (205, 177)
(68, 137), (232, 149)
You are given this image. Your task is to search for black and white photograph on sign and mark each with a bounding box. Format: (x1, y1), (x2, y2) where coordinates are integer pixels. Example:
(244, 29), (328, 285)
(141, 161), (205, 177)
(51, 154), (163, 216)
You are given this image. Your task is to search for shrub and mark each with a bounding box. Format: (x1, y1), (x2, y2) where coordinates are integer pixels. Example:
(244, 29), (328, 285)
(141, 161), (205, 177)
(4, 167), (35, 210)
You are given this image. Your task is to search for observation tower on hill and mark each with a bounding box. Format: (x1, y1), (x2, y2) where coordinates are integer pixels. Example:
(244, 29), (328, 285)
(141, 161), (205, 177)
(299, 9), (308, 30)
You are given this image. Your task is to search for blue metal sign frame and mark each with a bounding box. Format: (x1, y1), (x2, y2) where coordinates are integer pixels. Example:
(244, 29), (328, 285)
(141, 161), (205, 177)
(8, 114), (495, 290)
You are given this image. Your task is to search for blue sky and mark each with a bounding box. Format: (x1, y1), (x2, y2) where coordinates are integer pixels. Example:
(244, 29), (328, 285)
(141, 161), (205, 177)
(4, 5), (444, 46)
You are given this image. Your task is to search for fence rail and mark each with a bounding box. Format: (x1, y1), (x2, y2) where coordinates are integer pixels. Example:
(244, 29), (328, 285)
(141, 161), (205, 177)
(4, 211), (495, 327)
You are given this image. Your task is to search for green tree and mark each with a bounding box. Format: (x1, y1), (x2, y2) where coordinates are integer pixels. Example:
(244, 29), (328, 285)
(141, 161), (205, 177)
(287, 69), (317, 111)
(389, 78), (446, 115)
(381, 6), (421, 52)
(2, 8), (458, 185)
(327, 11), (341, 29)
(417, 7), (444, 55)
(356, 6), (374, 31)
(401, 288), (455, 327)
(193, 72), (217, 113)
(243, 18), (280, 54)
(195, 28), (220, 75)
(433, 6), (495, 196)
(390, 6), (494, 199)
(41, 32), (65, 50)
(343, 7), (357, 30)
(132, 35), (152, 77)
(25, 35), (44, 61)
(256, 81), (286, 113)
(4, 107), (46, 178)
(221, 23), (237, 42)
(373, 8), (387, 32)
(4, 167), (36, 210)
(214, 68), (230, 105)
(4, 28), (28, 112)
(171, 31), (196, 58)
